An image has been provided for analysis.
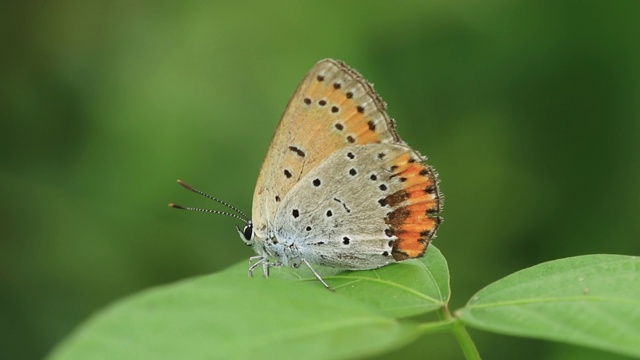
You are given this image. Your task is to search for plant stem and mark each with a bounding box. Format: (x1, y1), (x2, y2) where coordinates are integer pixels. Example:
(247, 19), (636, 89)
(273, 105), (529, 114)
(416, 318), (457, 334)
(438, 306), (482, 360)
(451, 318), (481, 360)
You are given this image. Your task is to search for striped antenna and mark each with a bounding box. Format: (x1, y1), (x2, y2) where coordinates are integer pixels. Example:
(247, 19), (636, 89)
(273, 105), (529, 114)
(169, 180), (249, 223)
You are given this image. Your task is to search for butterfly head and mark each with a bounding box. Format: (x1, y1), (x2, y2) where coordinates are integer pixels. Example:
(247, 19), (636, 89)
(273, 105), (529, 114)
(236, 220), (255, 246)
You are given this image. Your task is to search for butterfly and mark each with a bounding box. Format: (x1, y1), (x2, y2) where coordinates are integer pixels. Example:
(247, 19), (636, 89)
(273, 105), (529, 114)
(171, 59), (443, 289)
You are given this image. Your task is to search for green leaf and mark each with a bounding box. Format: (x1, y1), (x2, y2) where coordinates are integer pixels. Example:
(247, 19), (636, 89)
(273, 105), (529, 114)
(458, 254), (640, 358)
(248, 245), (450, 318)
(48, 273), (419, 360)
(48, 245), (449, 360)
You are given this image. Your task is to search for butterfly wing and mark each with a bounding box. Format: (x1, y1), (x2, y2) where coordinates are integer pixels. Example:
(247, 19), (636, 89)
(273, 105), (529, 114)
(274, 144), (441, 269)
(252, 59), (442, 267)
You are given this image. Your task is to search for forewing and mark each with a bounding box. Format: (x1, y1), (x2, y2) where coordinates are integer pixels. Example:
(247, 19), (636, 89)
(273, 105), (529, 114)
(251, 59), (405, 237)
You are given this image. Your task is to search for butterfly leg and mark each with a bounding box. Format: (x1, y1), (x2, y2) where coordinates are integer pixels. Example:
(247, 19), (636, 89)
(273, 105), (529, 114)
(301, 258), (333, 290)
(248, 256), (283, 279)
(248, 256), (266, 278)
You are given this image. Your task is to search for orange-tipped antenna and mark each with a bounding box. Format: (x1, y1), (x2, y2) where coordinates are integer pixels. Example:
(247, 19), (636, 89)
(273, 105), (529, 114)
(170, 180), (249, 222)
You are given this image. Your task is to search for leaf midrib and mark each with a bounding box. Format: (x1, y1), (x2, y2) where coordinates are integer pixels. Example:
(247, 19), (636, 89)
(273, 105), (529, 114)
(467, 295), (640, 309)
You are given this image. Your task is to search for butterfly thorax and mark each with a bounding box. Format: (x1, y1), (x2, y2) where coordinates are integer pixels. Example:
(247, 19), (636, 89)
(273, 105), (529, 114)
(250, 226), (304, 268)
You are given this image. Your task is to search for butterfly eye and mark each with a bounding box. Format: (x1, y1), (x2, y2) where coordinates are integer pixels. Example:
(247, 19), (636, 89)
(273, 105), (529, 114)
(236, 221), (254, 245)
(242, 222), (254, 241)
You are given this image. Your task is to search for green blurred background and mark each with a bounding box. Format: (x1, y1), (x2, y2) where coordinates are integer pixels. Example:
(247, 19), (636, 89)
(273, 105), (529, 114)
(2, 1), (639, 359)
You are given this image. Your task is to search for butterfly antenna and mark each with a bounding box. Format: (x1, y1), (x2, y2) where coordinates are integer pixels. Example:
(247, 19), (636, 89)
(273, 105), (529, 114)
(171, 179), (249, 222)
(168, 203), (248, 222)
